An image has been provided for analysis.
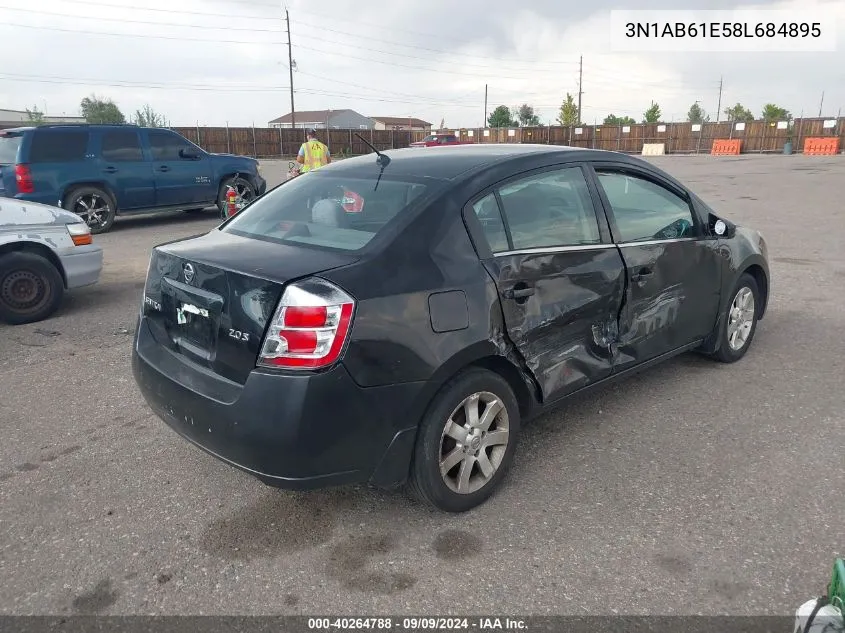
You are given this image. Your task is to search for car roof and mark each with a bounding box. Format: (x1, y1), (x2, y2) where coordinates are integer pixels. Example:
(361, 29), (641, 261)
(317, 144), (643, 181)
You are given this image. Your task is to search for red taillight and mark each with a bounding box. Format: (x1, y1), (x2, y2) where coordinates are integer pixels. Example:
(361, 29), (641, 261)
(283, 305), (328, 328)
(258, 278), (355, 370)
(14, 164), (34, 194)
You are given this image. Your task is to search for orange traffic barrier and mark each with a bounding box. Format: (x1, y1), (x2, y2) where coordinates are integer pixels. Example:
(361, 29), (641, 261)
(711, 139), (742, 156)
(803, 137), (840, 155)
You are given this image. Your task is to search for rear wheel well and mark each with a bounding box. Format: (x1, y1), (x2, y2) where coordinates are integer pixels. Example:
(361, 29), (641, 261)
(0, 241), (67, 288)
(468, 355), (536, 420)
(744, 264), (768, 319)
(62, 182), (118, 210)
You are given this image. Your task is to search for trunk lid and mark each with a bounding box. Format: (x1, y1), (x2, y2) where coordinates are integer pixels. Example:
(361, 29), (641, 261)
(141, 228), (359, 384)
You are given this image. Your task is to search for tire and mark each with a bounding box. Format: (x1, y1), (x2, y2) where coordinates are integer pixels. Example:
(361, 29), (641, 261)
(217, 176), (256, 218)
(0, 252), (65, 325)
(63, 186), (116, 234)
(408, 368), (521, 513)
(712, 272), (761, 363)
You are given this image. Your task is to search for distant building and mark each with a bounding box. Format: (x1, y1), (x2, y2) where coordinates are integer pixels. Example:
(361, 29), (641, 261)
(371, 116), (432, 131)
(268, 109), (374, 130)
(0, 108), (86, 129)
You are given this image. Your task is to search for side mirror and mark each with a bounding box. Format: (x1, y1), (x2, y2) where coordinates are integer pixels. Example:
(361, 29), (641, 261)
(708, 213), (736, 238)
(179, 148), (200, 160)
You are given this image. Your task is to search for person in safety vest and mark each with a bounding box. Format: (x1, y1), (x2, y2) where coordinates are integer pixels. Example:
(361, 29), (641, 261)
(296, 128), (331, 173)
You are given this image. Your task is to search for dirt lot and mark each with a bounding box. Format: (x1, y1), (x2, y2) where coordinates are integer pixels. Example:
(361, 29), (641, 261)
(0, 154), (842, 616)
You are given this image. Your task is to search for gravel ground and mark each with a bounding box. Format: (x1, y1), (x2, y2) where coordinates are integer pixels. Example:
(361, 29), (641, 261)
(0, 154), (842, 616)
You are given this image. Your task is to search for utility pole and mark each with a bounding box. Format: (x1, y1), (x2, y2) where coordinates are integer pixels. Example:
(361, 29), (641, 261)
(484, 84), (488, 127)
(716, 76), (723, 123)
(285, 7), (296, 130)
(818, 91), (824, 117)
(577, 55), (583, 124)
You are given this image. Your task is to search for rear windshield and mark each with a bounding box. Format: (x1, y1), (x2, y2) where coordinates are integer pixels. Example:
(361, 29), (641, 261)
(222, 172), (435, 252)
(0, 134), (22, 164)
(29, 129), (90, 163)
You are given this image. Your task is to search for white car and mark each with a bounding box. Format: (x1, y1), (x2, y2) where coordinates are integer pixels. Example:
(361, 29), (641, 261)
(0, 199), (103, 325)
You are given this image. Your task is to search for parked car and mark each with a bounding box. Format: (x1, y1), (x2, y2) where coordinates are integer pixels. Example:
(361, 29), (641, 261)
(0, 198), (102, 324)
(409, 133), (472, 148)
(132, 144), (770, 513)
(0, 124), (267, 234)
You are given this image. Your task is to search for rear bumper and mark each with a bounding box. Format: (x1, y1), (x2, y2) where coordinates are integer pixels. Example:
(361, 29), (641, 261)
(131, 318), (424, 490)
(60, 245), (103, 289)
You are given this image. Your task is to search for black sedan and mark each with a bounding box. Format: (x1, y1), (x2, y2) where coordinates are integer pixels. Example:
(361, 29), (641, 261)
(132, 144), (770, 513)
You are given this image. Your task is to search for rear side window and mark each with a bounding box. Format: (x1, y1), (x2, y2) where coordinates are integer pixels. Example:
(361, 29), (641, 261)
(472, 194), (509, 253)
(101, 130), (143, 161)
(223, 173), (435, 252)
(0, 134), (22, 163)
(495, 166), (602, 250)
(29, 130), (90, 163)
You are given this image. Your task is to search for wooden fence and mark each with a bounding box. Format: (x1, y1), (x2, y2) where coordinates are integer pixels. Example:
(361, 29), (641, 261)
(172, 117), (845, 158)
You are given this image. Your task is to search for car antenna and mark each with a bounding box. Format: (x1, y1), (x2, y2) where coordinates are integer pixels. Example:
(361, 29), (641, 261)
(355, 133), (390, 167)
(354, 133), (390, 191)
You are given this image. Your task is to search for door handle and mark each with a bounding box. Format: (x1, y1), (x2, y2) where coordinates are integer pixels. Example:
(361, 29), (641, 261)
(157, 165), (171, 172)
(631, 267), (654, 282)
(103, 167), (118, 174)
(503, 285), (535, 300)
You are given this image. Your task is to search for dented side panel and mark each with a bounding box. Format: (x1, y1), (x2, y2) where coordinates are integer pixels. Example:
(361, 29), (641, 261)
(482, 247), (626, 402)
(613, 240), (722, 370)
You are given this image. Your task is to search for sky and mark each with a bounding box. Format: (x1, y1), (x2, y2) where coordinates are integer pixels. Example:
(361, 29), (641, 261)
(1, 0), (844, 128)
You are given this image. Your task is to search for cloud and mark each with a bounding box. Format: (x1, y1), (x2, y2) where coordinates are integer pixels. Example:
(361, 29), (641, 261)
(0, 0), (842, 127)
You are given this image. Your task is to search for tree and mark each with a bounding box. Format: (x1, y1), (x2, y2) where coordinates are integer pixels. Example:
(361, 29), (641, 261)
(80, 94), (126, 124)
(517, 103), (540, 127)
(134, 104), (166, 127)
(723, 103), (754, 122)
(603, 114), (636, 126)
(487, 105), (517, 128)
(557, 93), (579, 126)
(686, 102), (710, 124)
(643, 101), (661, 123)
(761, 103), (791, 121)
(25, 106), (45, 125)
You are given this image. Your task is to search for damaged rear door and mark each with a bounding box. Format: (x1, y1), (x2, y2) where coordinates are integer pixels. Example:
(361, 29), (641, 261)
(466, 163), (626, 403)
(588, 164), (721, 371)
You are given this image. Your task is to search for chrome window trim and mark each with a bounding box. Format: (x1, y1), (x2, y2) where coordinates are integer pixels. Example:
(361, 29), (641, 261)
(491, 237), (697, 257)
(617, 237), (697, 248)
(493, 243), (616, 257)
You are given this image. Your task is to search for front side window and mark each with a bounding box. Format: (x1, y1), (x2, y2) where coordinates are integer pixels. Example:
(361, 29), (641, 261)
(495, 166), (602, 250)
(596, 171), (696, 242)
(223, 172), (435, 252)
(148, 131), (195, 161)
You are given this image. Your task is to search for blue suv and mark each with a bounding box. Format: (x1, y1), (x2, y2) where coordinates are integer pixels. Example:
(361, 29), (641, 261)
(0, 124), (267, 233)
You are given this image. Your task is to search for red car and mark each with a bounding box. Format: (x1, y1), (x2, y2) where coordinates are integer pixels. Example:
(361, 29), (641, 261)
(409, 133), (472, 148)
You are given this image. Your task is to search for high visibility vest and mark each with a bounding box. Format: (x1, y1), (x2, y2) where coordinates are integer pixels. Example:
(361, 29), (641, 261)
(300, 140), (329, 172)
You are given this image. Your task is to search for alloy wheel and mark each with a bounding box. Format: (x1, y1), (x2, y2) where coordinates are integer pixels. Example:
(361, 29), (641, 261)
(73, 193), (111, 230)
(439, 391), (510, 495)
(727, 286), (755, 351)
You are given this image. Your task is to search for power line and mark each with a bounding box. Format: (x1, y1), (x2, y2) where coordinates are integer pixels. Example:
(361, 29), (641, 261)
(61, 0), (275, 21)
(0, 73), (290, 91)
(289, 18), (578, 69)
(0, 21), (285, 44)
(0, 6), (575, 76)
(0, 5), (285, 32)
